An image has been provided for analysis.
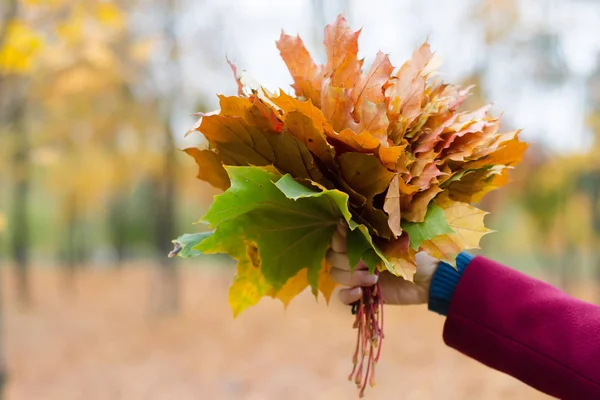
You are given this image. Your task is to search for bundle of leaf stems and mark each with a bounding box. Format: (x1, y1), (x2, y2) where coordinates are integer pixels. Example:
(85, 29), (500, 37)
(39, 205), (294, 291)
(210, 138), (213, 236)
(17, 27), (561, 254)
(350, 278), (383, 397)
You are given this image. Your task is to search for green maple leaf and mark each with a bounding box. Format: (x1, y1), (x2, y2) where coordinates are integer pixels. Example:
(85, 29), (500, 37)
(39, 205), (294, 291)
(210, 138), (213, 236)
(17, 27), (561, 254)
(195, 166), (392, 294)
(274, 174), (393, 275)
(401, 203), (454, 250)
(346, 224), (394, 274)
(170, 232), (212, 258)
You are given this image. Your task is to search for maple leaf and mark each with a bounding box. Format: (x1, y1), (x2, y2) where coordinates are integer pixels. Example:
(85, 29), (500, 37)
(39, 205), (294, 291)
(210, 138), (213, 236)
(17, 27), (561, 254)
(337, 152), (395, 199)
(324, 14), (362, 88)
(268, 91), (332, 132)
(420, 195), (492, 263)
(356, 100), (389, 133)
(383, 173), (421, 236)
(447, 166), (509, 203)
(466, 135), (527, 169)
(282, 111), (336, 168)
(403, 186), (443, 222)
(352, 51), (394, 122)
(217, 94), (253, 117)
(337, 152), (395, 238)
(317, 259), (337, 303)
(274, 174), (395, 275)
(269, 268), (310, 308)
(379, 234), (417, 281)
(321, 85), (357, 132)
(329, 128), (381, 153)
(198, 102), (331, 187)
(276, 32), (323, 105)
(183, 148), (230, 190)
(172, 227), (333, 316)
(385, 42), (434, 130)
(401, 202), (454, 250)
(378, 144), (410, 170)
(226, 57), (244, 97)
(383, 174), (403, 237)
(227, 241), (273, 316)
(169, 232), (212, 258)
(196, 166), (392, 296)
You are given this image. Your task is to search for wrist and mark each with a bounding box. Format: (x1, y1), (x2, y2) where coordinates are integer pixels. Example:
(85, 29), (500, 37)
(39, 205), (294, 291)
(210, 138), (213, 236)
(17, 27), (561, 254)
(427, 252), (474, 316)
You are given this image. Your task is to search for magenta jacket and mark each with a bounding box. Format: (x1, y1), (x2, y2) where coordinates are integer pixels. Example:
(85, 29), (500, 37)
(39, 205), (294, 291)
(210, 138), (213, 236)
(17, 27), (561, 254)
(429, 254), (600, 399)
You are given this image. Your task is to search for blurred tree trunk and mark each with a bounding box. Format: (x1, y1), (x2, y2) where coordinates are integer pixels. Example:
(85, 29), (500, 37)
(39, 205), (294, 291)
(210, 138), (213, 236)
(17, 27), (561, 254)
(9, 89), (30, 306)
(108, 194), (128, 268)
(150, 121), (179, 314)
(61, 192), (80, 291)
(59, 187), (91, 291)
(74, 213), (88, 268)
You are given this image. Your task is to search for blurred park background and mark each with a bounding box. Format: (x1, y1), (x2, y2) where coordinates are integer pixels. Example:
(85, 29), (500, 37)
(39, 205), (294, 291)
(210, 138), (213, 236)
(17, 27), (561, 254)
(0, 0), (599, 399)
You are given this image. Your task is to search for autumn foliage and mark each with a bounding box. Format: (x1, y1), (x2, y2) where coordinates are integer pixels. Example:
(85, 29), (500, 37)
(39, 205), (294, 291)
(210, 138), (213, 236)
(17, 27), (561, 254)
(177, 14), (526, 396)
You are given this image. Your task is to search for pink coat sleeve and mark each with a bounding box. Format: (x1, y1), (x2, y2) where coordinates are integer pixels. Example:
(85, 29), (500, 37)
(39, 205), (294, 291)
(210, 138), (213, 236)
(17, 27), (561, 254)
(443, 256), (600, 399)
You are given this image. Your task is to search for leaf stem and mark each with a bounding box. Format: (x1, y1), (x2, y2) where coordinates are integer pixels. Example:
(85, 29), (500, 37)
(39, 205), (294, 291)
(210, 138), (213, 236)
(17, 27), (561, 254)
(349, 278), (384, 398)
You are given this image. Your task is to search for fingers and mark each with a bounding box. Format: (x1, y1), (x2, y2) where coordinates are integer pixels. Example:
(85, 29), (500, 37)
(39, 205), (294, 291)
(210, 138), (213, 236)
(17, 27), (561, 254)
(330, 220), (347, 253)
(328, 222), (377, 307)
(326, 249), (369, 271)
(338, 287), (362, 305)
(337, 220), (348, 238)
(330, 229), (346, 253)
(330, 266), (378, 287)
(415, 251), (437, 267)
(326, 249), (350, 270)
(414, 251), (440, 283)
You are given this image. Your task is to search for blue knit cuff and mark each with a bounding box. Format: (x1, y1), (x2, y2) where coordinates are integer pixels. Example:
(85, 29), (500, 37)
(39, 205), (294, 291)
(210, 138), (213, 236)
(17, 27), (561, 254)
(428, 252), (474, 316)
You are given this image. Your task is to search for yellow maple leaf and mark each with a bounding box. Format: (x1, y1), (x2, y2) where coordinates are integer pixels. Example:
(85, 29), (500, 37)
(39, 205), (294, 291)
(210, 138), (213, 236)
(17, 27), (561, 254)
(271, 259), (336, 306)
(270, 269), (309, 307)
(466, 136), (528, 169)
(380, 234), (417, 281)
(317, 259), (337, 303)
(230, 253), (336, 316)
(420, 195), (492, 263)
(228, 243), (271, 317)
(268, 91), (331, 132)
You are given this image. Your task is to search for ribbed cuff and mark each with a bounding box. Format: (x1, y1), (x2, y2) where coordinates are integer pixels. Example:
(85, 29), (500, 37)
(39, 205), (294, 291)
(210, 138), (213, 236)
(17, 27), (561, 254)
(428, 252), (474, 316)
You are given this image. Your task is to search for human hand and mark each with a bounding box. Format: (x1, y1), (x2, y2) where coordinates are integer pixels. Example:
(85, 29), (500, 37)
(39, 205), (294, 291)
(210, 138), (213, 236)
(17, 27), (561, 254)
(326, 223), (439, 306)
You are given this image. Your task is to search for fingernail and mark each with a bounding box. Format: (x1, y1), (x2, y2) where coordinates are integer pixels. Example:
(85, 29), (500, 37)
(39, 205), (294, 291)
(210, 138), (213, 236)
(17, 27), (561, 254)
(366, 273), (378, 285)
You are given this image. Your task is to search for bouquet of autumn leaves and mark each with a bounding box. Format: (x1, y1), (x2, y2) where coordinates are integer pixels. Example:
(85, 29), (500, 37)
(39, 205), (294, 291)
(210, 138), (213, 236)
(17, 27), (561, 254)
(172, 15), (526, 397)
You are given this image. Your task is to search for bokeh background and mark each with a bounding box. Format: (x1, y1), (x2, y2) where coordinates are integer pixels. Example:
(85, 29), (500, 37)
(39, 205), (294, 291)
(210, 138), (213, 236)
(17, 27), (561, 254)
(1, 0), (599, 399)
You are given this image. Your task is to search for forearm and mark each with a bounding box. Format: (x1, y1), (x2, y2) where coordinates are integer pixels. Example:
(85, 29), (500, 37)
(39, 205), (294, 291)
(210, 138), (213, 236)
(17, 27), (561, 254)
(429, 254), (600, 399)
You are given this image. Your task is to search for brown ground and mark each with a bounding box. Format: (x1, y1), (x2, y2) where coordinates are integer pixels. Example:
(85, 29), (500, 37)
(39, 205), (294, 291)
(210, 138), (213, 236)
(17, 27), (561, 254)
(4, 262), (558, 400)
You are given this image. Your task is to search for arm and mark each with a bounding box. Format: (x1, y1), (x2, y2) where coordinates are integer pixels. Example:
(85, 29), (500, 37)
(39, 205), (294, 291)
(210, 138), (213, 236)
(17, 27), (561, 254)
(430, 255), (600, 399)
(328, 224), (600, 399)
